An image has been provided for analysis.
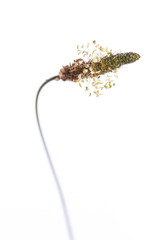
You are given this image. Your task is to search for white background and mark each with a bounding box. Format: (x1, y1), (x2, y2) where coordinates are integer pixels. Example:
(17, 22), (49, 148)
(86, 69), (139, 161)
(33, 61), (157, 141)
(0, 0), (160, 240)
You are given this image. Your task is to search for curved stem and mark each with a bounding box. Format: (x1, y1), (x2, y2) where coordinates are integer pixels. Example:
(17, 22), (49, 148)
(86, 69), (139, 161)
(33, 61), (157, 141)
(35, 75), (75, 240)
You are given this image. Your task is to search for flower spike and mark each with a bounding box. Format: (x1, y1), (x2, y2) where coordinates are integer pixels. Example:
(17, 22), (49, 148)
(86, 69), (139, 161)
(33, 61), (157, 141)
(59, 41), (140, 96)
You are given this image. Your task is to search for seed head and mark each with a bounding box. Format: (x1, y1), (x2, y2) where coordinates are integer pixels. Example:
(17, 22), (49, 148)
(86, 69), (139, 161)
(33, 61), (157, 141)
(59, 41), (140, 96)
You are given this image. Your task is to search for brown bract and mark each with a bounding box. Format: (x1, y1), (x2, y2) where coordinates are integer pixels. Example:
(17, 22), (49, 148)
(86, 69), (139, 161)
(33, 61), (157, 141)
(59, 58), (88, 81)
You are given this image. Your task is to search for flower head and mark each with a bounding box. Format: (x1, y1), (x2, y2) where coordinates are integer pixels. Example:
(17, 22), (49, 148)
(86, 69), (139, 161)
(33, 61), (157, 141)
(59, 41), (140, 96)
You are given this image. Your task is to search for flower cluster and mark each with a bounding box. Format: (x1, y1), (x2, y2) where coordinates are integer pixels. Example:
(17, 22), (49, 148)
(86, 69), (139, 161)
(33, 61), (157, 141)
(59, 41), (140, 97)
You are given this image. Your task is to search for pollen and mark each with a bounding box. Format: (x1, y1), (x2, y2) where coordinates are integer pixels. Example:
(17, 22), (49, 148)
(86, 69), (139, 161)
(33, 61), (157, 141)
(99, 46), (104, 51)
(93, 57), (97, 63)
(83, 69), (88, 73)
